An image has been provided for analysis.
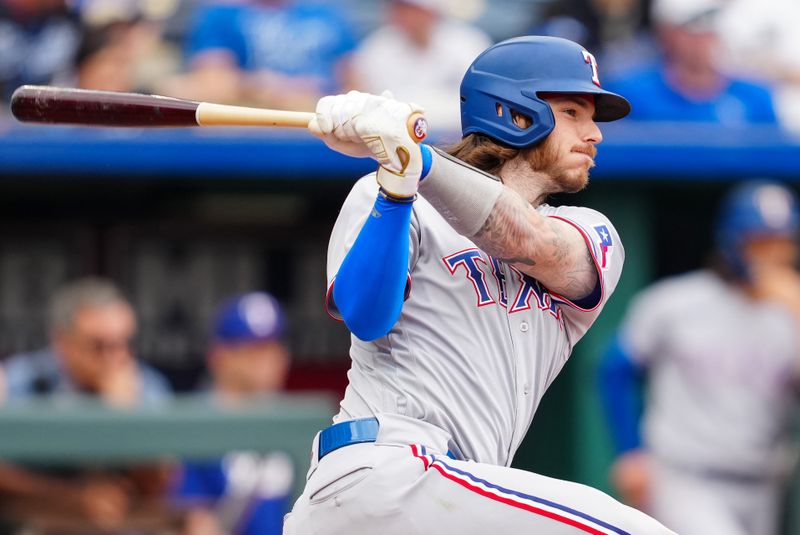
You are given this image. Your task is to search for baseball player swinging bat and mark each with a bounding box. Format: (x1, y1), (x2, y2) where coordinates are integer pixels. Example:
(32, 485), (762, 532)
(9, 85), (428, 142)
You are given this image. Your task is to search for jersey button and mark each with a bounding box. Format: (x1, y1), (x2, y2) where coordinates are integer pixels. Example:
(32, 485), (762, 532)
(523, 383), (530, 395)
(520, 322), (529, 332)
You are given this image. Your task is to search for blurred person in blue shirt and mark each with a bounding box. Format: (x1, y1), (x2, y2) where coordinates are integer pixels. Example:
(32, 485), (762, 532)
(603, 0), (778, 126)
(714, 0), (800, 133)
(0, 0), (81, 104)
(160, 0), (356, 111)
(0, 277), (173, 533)
(172, 292), (293, 535)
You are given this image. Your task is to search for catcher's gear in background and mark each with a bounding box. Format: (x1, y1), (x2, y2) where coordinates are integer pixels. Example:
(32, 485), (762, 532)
(459, 36), (630, 148)
(715, 180), (800, 277)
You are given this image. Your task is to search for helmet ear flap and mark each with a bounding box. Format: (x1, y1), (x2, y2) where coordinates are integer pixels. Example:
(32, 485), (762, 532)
(460, 92), (554, 147)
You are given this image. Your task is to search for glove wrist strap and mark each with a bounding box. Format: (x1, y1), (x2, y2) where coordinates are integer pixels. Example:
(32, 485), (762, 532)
(378, 187), (417, 204)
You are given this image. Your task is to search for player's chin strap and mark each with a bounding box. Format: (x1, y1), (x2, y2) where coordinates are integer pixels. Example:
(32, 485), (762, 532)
(417, 146), (504, 238)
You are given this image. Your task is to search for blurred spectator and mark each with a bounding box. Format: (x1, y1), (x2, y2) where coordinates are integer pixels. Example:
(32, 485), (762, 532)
(715, 0), (800, 133)
(349, 0), (492, 132)
(75, 0), (180, 93)
(0, 277), (174, 533)
(599, 180), (800, 535)
(534, 0), (656, 76)
(0, 366), (5, 405)
(0, 0), (81, 103)
(172, 292), (293, 535)
(3, 277), (170, 405)
(603, 0), (778, 125)
(160, 0), (357, 111)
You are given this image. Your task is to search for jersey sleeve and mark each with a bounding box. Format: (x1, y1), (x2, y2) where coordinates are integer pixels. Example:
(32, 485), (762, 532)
(325, 174), (421, 320)
(544, 205), (625, 344)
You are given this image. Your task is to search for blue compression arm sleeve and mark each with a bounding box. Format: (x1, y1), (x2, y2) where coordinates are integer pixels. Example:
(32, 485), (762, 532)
(598, 334), (646, 454)
(420, 143), (433, 179)
(332, 192), (413, 341)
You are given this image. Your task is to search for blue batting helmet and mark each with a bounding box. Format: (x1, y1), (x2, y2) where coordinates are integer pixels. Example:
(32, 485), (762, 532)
(715, 180), (800, 274)
(460, 36), (630, 148)
(213, 292), (287, 344)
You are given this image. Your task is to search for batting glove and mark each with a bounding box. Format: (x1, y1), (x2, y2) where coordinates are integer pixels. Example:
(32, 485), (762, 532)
(309, 90), (377, 159)
(310, 90), (427, 200)
(357, 95), (426, 200)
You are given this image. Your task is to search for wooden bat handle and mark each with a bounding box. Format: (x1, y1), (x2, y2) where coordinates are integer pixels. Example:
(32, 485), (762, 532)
(195, 102), (314, 128)
(197, 105), (427, 142)
(11, 84), (429, 141)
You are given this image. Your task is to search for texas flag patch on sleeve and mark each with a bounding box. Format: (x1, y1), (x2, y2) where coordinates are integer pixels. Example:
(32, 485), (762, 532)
(594, 224), (613, 270)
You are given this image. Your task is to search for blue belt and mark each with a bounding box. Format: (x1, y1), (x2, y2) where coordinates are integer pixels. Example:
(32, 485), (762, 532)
(318, 417), (457, 460)
(318, 418), (381, 460)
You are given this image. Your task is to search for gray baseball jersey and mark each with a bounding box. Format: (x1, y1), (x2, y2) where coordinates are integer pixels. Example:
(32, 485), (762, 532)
(326, 174), (624, 466)
(620, 269), (799, 477)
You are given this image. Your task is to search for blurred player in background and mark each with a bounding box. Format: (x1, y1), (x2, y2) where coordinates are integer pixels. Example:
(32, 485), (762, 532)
(160, 0), (356, 111)
(350, 0), (491, 132)
(284, 36), (675, 534)
(599, 180), (800, 535)
(172, 292), (294, 535)
(0, 277), (173, 533)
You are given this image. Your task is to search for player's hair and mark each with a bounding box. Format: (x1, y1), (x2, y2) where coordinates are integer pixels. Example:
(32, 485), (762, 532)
(48, 277), (130, 333)
(445, 133), (520, 176)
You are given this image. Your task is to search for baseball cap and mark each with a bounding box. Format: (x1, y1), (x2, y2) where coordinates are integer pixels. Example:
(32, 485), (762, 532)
(213, 292), (287, 344)
(651, 0), (722, 30)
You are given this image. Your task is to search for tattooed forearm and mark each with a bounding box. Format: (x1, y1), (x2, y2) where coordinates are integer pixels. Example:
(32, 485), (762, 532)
(556, 250), (599, 299)
(471, 188), (539, 265)
(469, 188), (598, 300)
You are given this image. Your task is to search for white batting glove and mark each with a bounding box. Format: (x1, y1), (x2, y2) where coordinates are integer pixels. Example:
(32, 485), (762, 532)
(310, 90), (427, 199)
(356, 95), (426, 199)
(309, 90), (376, 159)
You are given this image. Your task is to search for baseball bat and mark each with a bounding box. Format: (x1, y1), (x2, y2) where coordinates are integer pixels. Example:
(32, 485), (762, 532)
(9, 85), (428, 141)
